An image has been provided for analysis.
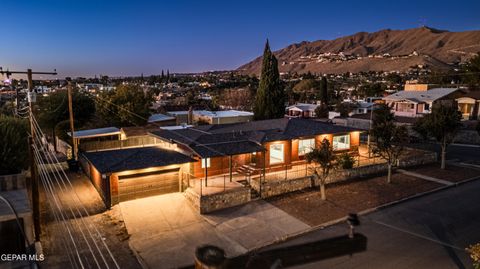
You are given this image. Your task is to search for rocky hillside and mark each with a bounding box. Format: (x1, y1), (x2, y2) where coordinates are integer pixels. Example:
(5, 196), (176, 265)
(238, 27), (480, 75)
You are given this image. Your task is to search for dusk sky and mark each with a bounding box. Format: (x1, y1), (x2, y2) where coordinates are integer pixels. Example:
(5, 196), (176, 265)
(2, 0), (480, 79)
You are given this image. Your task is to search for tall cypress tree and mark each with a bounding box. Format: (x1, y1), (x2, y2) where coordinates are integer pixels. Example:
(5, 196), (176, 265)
(319, 76), (328, 105)
(254, 40), (285, 120)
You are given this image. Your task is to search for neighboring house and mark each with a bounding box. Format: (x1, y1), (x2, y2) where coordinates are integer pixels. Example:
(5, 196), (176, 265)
(383, 87), (460, 117)
(147, 113), (176, 126)
(79, 118), (362, 207)
(456, 91), (480, 120)
(286, 103), (319, 118)
(167, 110), (254, 125)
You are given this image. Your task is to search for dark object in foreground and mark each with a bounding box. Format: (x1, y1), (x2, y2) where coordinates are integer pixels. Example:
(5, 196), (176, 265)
(67, 159), (79, 172)
(190, 233), (367, 269)
(195, 245), (226, 268)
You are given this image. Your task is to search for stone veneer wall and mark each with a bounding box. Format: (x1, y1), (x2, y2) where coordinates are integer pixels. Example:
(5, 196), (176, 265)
(255, 151), (437, 199)
(0, 173), (26, 191)
(184, 187), (251, 214)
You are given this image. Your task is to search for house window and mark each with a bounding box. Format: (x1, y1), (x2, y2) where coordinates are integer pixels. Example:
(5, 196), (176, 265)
(333, 135), (350, 151)
(269, 144), (284, 164)
(298, 138), (315, 156)
(424, 103), (430, 111)
(201, 158), (210, 168)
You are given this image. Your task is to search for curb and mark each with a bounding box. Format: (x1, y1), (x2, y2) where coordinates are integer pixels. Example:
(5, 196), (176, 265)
(246, 174), (480, 254)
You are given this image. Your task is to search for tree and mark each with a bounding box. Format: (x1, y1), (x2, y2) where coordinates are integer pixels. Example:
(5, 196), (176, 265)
(314, 103), (329, 118)
(370, 104), (408, 183)
(97, 84), (153, 126)
(305, 138), (337, 200)
(462, 52), (480, 86)
(0, 116), (29, 175)
(358, 83), (385, 97)
(36, 89), (95, 142)
(319, 76), (328, 105)
(253, 40), (285, 120)
(414, 104), (462, 169)
(336, 102), (355, 117)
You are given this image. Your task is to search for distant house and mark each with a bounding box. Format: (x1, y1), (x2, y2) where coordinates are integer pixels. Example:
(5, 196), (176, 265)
(286, 103), (319, 118)
(147, 113), (176, 126)
(383, 87), (460, 117)
(456, 91), (480, 120)
(167, 110), (254, 125)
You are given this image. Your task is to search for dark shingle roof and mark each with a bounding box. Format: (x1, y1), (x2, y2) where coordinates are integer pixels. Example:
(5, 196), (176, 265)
(150, 118), (362, 158)
(83, 146), (194, 174)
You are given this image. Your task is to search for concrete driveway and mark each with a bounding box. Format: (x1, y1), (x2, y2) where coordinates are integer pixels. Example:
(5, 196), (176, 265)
(119, 193), (310, 268)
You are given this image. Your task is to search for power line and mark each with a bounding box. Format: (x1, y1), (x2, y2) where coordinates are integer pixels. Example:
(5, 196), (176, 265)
(30, 111), (120, 268)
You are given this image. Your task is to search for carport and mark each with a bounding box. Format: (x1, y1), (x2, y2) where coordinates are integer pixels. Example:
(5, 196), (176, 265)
(80, 146), (194, 207)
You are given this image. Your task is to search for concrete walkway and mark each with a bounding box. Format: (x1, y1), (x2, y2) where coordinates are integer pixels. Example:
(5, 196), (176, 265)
(397, 169), (454, 186)
(119, 193), (310, 269)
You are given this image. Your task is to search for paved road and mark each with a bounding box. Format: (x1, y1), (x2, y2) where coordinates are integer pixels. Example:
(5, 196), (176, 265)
(410, 142), (480, 163)
(263, 179), (480, 269)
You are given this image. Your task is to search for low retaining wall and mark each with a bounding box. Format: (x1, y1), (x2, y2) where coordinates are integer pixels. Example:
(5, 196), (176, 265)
(0, 173), (26, 191)
(256, 151), (437, 199)
(184, 187), (251, 214)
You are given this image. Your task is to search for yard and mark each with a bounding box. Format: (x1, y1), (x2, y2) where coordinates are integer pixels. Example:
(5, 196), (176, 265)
(407, 162), (480, 182)
(268, 172), (442, 226)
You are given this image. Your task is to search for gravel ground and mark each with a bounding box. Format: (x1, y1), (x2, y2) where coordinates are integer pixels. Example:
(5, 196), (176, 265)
(408, 162), (480, 182)
(268, 172), (442, 226)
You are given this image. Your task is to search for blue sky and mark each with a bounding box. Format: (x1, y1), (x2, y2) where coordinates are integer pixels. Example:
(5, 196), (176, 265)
(1, 0), (479, 78)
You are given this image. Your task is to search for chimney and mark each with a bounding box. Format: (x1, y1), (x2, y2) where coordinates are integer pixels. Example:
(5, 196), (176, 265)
(187, 106), (193, 125)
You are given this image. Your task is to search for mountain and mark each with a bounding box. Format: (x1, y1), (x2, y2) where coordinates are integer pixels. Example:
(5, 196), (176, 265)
(238, 27), (480, 75)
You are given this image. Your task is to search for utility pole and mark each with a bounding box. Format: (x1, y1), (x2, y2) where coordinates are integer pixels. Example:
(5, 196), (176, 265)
(1, 67), (57, 243)
(67, 79), (77, 160)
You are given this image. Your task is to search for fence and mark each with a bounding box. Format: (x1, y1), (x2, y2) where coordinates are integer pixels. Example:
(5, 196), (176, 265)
(78, 136), (164, 152)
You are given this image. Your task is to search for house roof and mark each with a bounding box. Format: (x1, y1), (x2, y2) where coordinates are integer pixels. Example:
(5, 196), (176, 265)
(148, 113), (176, 123)
(287, 103), (318, 112)
(383, 88), (459, 103)
(82, 146), (194, 174)
(68, 127), (121, 139)
(150, 118), (361, 158)
(121, 126), (159, 138)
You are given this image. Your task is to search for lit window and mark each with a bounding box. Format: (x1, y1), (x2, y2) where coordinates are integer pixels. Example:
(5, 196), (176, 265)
(201, 158), (210, 168)
(269, 144), (284, 164)
(333, 135), (350, 151)
(298, 138), (315, 156)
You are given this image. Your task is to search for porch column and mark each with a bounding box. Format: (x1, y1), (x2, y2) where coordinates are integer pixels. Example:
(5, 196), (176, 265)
(229, 155), (233, 182)
(262, 150), (266, 196)
(204, 164), (208, 187)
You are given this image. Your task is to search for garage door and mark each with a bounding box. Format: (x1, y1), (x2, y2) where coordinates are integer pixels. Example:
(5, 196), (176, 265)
(118, 169), (179, 202)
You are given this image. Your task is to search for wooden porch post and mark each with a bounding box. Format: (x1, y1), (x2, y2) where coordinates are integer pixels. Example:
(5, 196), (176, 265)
(262, 150), (266, 196)
(204, 164), (208, 187)
(229, 155), (233, 182)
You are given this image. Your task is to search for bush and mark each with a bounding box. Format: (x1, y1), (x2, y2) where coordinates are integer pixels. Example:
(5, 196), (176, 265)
(338, 153), (355, 169)
(0, 116), (29, 175)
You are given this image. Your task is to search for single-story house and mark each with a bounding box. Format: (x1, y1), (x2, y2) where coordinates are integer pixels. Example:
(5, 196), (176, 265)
(150, 118), (361, 179)
(167, 110), (254, 125)
(383, 88), (460, 117)
(456, 91), (480, 120)
(286, 103), (319, 118)
(80, 118), (362, 206)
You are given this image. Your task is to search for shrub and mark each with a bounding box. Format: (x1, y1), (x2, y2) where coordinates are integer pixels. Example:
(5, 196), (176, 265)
(0, 116), (29, 175)
(338, 153), (355, 169)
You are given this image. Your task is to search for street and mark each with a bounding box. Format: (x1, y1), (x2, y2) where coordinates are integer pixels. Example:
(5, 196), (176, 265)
(262, 179), (480, 269)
